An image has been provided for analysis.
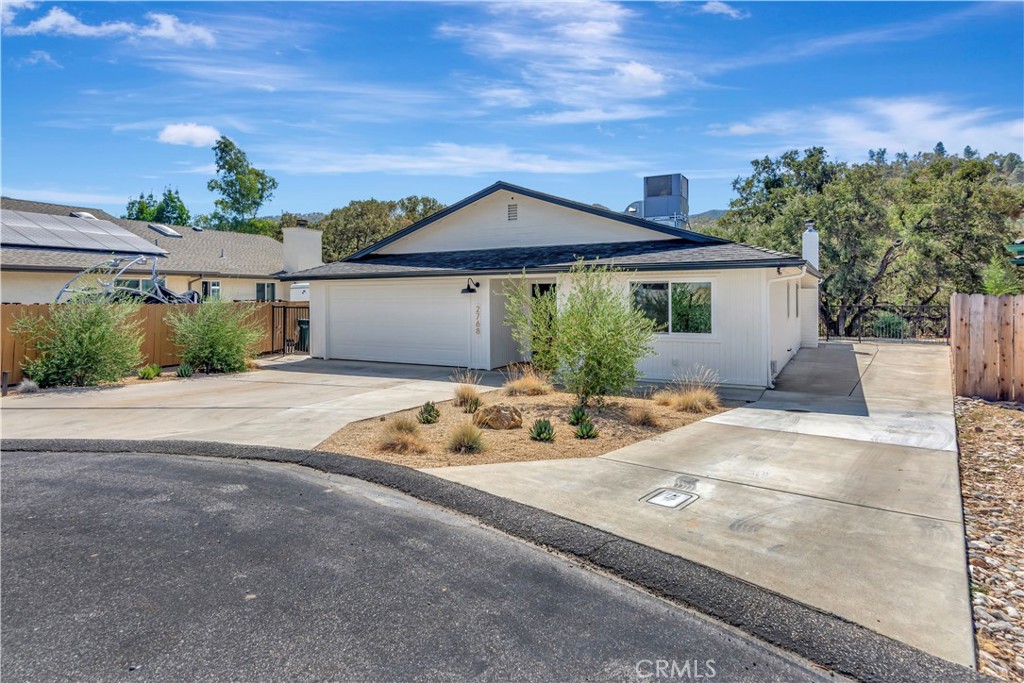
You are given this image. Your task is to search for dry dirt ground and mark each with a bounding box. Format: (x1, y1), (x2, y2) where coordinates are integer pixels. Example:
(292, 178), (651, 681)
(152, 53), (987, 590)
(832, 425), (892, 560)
(956, 396), (1024, 681)
(316, 389), (731, 468)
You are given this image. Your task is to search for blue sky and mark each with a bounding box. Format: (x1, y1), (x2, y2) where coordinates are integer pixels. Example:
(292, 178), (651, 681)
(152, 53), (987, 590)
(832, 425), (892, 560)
(2, 1), (1022, 219)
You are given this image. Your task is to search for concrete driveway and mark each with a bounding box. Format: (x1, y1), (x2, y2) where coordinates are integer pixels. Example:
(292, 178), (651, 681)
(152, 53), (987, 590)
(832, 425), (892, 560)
(1, 357), (498, 449)
(431, 343), (974, 667)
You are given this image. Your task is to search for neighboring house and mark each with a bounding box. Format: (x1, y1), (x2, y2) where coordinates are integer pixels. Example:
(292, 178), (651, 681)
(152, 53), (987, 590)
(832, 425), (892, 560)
(281, 178), (821, 388)
(0, 197), (322, 304)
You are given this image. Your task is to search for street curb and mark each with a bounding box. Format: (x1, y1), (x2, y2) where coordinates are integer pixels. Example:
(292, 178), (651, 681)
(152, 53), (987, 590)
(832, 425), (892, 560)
(1, 438), (991, 683)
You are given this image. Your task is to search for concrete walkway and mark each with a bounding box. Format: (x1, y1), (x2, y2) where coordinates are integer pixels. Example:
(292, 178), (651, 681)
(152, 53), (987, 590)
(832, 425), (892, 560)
(430, 343), (974, 666)
(1, 357), (499, 449)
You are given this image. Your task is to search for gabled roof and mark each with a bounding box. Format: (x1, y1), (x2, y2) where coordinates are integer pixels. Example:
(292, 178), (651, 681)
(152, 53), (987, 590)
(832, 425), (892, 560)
(0, 197), (284, 278)
(346, 181), (727, 260)
(282, 238), (811, 281)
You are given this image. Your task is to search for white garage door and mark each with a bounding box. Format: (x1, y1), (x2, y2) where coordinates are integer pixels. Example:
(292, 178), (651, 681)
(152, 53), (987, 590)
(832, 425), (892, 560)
(326, 282), (470, 366)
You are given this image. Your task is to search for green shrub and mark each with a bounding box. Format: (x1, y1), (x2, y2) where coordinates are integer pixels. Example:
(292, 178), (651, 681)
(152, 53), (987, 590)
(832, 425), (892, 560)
(11, 297), (143, 387)
(871, 312), (908, 339)
(448, 422), (485, 454)
(574, 420), (598, 440)
(505, 260), (656, 406)
(166, 299), (265, 374)
(137, 363), (162, 380)
(463, 397), (481, 414)
(529, 418), (555, 442)
(417, 401), (440, 424)
(568, 405), (588, 426)
(175, 363), (194, 378)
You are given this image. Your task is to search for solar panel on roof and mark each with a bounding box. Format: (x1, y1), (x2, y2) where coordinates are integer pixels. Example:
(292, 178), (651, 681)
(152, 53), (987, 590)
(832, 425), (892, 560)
(0, 209), (166, 256)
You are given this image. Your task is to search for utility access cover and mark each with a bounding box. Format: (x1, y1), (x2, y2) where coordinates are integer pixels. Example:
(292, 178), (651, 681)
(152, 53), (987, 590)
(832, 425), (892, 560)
(644, 489), (698, 509)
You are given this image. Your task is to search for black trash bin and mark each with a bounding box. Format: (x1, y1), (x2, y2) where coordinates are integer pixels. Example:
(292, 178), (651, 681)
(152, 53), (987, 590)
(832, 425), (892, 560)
(296, 319), (310, 353)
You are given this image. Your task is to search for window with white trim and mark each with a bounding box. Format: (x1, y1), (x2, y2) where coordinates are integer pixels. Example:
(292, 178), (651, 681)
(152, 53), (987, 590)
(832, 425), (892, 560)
(255, 282), (276, 301)
(201, 280), (221, 300)
(632, 281), (712, 334)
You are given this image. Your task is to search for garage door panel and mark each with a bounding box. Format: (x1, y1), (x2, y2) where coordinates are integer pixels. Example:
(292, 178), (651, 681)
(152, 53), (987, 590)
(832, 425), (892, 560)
(327, 283), (470, 366)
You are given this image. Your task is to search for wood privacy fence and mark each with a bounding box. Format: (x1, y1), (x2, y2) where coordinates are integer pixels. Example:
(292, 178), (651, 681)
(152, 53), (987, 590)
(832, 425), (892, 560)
(1, 302), (308, 385)
(950, 293), (1024, 402)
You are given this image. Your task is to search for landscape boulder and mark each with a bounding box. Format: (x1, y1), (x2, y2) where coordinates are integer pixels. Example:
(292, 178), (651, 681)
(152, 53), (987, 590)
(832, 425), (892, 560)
(473, 404), (523, 430)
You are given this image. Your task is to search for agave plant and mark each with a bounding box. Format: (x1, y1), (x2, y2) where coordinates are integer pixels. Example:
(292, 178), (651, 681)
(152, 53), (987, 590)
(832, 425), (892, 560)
(574, 420), (598, 440)
(176, 363), (194, 378)
(417, 401), (441, 424)
(137, 363), (161, 380)
(568, 405), (588, 426)
(529, 418), (555, 442)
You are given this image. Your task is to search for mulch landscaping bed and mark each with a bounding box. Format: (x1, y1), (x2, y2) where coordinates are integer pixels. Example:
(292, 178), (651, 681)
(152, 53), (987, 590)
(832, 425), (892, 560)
(315, 389), (732, 469)
(956, 396), (1024, 681)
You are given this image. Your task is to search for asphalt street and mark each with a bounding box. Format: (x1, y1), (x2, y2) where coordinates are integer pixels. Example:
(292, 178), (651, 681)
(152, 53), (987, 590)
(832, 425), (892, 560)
(0, 451), (837, 682)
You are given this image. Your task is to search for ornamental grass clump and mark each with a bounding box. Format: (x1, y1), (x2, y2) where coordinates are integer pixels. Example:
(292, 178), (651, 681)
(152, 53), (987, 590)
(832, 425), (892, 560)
(503, 365), (553, 396)
(463, 397), (481, 414)
(450, 368), (482, 407)
(448, 422), (485, 454)
(627, 404), (660, 427)
(671, 388), (721, 414)
(167, 299), (265, 374)
(379, 418), (429, 454)
(11, 295), (143, 387)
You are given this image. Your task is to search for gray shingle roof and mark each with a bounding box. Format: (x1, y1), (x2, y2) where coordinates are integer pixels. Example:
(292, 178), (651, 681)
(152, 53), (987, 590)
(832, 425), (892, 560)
(1, 197), (284, 278)
(281, 239), (808, 281)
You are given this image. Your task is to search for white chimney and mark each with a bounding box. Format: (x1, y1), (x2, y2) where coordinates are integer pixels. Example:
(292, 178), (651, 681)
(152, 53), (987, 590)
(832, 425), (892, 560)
(283, 227), (323, 273)
(802, 220), (819, 270)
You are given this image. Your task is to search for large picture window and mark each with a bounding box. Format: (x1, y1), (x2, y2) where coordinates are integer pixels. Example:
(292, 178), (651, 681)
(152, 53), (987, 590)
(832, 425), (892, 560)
(632, 281), (712, 334)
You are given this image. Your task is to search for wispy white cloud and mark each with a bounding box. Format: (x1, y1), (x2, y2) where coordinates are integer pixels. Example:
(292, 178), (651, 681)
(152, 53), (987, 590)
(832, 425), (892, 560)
(157, 123), (222, 147)
(698, 2), (750, 20)
(12, 49), (61, 69)
(256, 142), (647, 176)
(706, 96), (1024, 159)
(4, 7), (214, 47)
(440, 1), (690, 124)
(2, 0), (36, 27)
(1, 187), (129, 206)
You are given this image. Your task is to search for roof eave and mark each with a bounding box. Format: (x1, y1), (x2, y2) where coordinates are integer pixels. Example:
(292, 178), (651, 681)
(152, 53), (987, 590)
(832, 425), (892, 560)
(280, 257), (808, 281)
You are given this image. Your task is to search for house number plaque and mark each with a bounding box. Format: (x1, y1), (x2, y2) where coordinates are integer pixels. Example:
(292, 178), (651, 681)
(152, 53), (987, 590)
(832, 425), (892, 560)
(475, 305), (481, 335)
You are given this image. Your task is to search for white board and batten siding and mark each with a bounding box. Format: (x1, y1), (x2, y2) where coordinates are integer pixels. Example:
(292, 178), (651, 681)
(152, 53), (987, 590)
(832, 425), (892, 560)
(613, 269), (771, 387)
(375, 192), (676, 255)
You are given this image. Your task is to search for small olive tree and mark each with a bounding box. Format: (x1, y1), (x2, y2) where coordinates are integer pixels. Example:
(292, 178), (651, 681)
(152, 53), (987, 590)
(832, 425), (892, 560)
(504, 260), (657, 406)
(167, 299), (265, 373)
(12, 295), (144, 387)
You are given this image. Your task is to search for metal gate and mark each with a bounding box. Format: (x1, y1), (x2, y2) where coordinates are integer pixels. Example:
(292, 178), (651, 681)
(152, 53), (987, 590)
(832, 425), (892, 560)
(271, 304), (310, 354)
(821, 304), (949, 343)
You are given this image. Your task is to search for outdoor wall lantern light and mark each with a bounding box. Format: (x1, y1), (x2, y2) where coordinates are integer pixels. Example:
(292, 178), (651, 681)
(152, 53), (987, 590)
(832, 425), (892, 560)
(461, 278), (480, 294)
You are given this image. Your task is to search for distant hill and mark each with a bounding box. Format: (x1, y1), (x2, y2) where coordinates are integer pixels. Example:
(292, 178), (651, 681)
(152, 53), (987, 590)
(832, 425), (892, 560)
(686, 209), (726, 232)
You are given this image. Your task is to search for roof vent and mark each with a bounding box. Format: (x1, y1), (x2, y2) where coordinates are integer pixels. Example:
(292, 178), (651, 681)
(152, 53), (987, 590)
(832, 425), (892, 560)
(507, 203), (518, 221)
(69, 211), (98, 220)
(149, 223), (182, 238)
(192, 225), (203, 232)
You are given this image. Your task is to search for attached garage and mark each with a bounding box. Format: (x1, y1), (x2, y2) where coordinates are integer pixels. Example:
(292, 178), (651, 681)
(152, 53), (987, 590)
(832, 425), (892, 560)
(326, 280), (471, 366)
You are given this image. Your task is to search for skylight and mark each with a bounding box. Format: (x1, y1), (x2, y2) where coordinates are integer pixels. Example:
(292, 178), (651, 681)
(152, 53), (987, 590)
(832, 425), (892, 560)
(69, 211), (98, 220)
(149, 223), (182, 238)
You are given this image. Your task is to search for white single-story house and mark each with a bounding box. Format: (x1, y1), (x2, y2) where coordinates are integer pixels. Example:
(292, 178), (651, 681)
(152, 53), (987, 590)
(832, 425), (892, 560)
(281, 180), (821, 389)
(0, 197), (322, 304)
